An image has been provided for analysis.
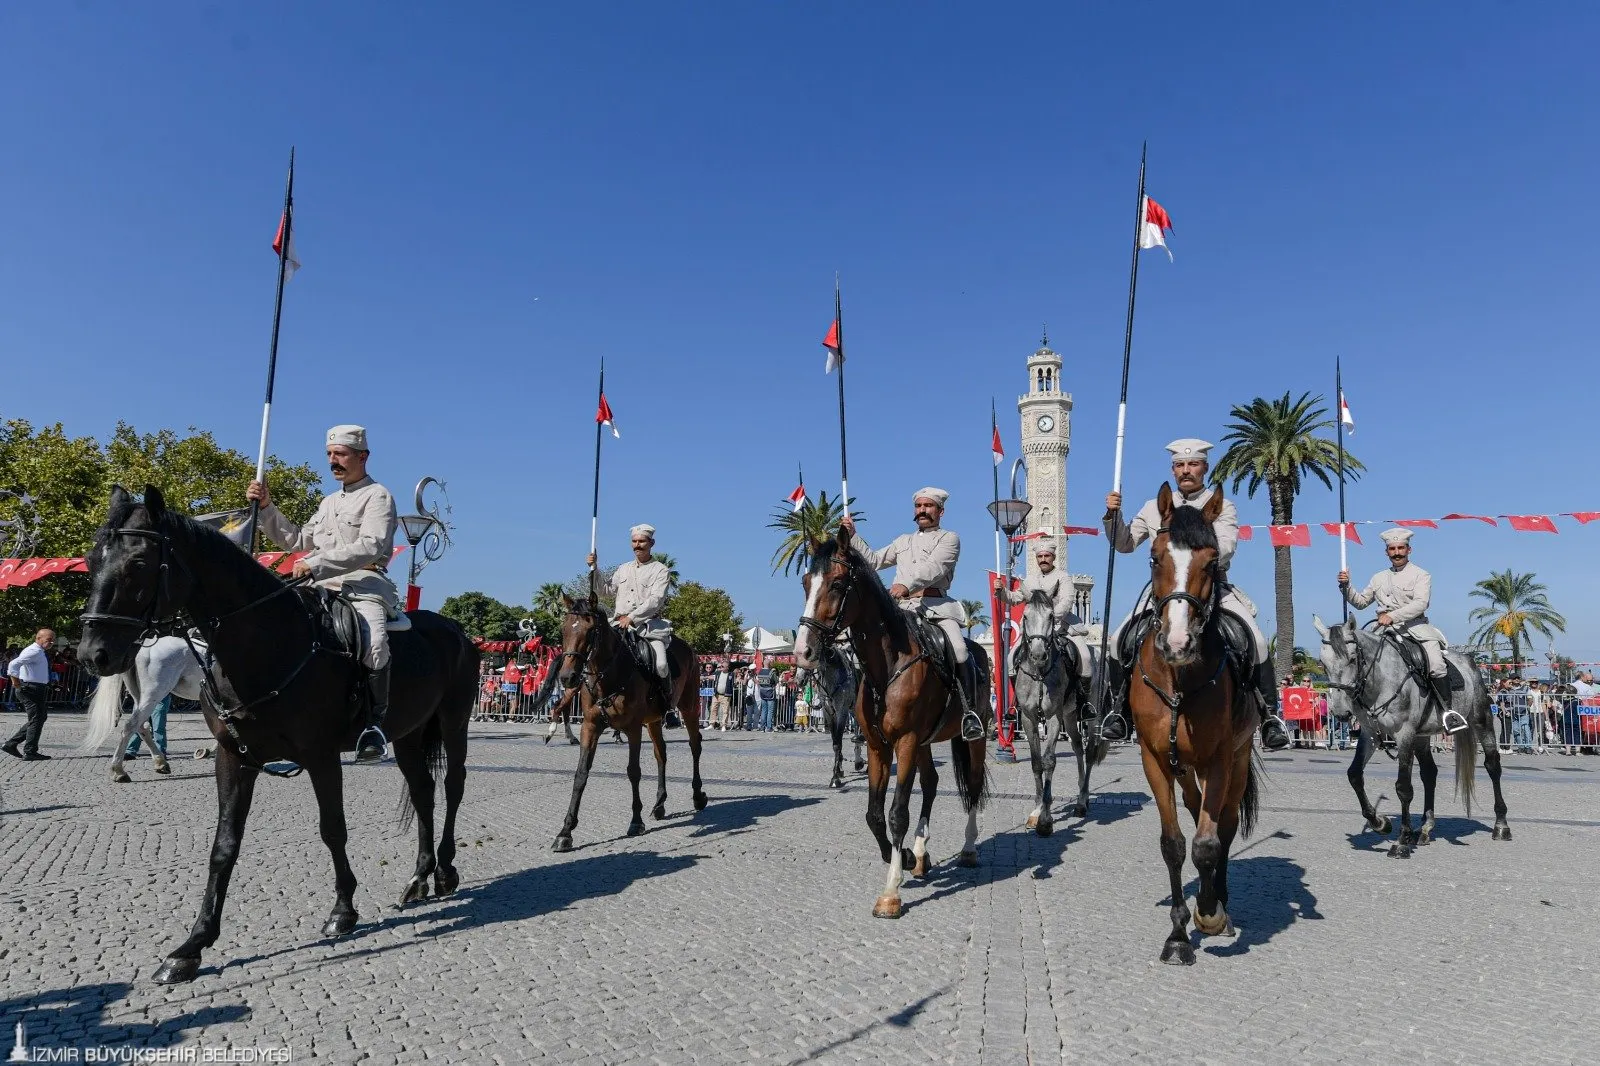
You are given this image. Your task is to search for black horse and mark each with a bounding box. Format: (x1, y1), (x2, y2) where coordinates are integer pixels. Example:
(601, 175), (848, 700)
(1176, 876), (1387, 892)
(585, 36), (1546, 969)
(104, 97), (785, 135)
(77, 486), (480, 984)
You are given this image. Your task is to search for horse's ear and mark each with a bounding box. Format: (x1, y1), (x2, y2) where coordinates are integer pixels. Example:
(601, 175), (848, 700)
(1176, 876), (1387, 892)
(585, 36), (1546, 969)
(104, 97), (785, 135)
(1156, 482), (1174, 520)
(143, 485), (168, 517)
(560, 593), (574, 611)
(835, 525), (851, 548)
(1312, 615), (1329, 641)
(1201, 486), (1225, 524)
(109, 484), (131, 509)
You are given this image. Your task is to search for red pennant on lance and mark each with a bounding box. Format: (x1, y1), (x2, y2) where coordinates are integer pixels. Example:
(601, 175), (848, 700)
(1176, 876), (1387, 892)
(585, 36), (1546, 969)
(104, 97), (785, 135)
(822, 319), (843, 374)
(272, 213), (300, 278)
(1237, 526), (1253, 541)
(1566, 512), (1600, 525)
(991, 426), (1004, 467)
(1008, 531), (1048, 542)
(1061, 525), (1101, 537)
(1268, 525), (1311, 547)
(787, 483), (806, 512)
(1391, 519), (1438, 529)
(595, 393), (620, 438)
(1443, 514), (1497, 526)
(1140, 196), (1174, 261)
(1321, 522), (1362, 544)
(1502, 515), (1558, 533)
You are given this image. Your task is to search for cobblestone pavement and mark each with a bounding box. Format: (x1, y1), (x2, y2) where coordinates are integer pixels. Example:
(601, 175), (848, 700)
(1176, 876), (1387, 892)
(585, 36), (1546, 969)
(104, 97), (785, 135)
(2, 708), (1597, 1064)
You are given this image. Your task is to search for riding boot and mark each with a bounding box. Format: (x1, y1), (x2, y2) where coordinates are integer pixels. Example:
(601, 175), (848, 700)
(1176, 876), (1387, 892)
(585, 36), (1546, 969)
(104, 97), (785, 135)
(355, 664), (390, 764)
(1254, 663), (1291, 751)
(1095, 658), (1130, 742)
(954, 657), (985, 741)
(1430, 674), (1468, 734)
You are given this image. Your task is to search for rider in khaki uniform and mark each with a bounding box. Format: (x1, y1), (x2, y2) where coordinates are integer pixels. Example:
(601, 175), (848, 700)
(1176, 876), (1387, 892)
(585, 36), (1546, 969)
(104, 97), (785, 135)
(839, 487), (984, 741)
(1339, 527), (1467, 733)
(1099, 439), (1291, 751)
(248, 424), (399, 763)
(994, 540), (1094, 704)
(588, 524), (674, 682)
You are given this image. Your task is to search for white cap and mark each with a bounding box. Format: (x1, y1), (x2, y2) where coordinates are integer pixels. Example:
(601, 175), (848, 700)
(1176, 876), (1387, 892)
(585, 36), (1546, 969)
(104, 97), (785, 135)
(1379, 527), (1415, 547)
(1165, 438), (1213, 462)
(326, 424), (369, 450)
(629, 523), (656, 540)
(912, 487), (949, 507)
(1033, 539), (1058, 558)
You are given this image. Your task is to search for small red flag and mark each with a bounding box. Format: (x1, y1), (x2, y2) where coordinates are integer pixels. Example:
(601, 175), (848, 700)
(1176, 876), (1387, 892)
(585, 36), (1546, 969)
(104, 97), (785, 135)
(596, 393), (620, 438)
(1503, 515), (1558, 534)
(786, 483), (806, 511)
(1237, 525), (1254, 541)
(272, 213), (300, 278)
(1566, 512), (1600, 525)
(1268, 525), (1311, 547)
(991, 425), (1004, 467)
(822, 319), (843, 374)
(1391, 519), (1438, 529)
(1321, 522), (1362, 545)
(1443, 514), (1498, 526)
(1140, 196), (1174, 260)
(1061, 525), (1101, 537)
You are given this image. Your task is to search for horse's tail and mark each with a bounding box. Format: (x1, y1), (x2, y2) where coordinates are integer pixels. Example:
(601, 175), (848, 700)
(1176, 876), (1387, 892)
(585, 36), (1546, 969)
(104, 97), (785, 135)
(1240, 747), (1265, 840)
(80, 673), (126, 752)
(1454, 711), (1479, 818)
(949, 737), (991, 813)
(397, 714), (446, 832)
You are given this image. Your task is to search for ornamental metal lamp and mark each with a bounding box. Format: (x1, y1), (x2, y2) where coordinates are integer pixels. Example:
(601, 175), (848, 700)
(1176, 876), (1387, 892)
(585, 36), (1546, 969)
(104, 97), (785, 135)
(987, 497), (1033, 537)
(398, 476), (453, 611)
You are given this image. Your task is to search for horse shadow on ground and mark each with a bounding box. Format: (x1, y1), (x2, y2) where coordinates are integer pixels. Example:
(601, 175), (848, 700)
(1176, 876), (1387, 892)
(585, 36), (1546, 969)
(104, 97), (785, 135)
(784, 985), (952, 1064)
(1152, 855), (1319, 957)
(0, 981), (248, 1052)
(1345, 812), (1494, 852)
(684, 792), (823, 838)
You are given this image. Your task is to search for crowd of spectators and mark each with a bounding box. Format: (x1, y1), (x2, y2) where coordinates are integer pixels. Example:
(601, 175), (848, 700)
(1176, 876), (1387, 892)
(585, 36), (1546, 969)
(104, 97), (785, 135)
(698, 662), (825, 732)
(1489, 674), (1600, 755)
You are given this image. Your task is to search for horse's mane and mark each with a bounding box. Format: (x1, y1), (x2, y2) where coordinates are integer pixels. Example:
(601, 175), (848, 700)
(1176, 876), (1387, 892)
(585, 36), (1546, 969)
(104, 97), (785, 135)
(1166, 505), (1218, 552)
(567, 597), (610, 620)
(1023, 589), (1054, 629)
(809, 538), (906, 642)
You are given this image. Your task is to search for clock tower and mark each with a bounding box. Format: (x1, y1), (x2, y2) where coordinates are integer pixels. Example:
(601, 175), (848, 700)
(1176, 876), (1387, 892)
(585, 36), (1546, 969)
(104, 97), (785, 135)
(1018, 337), (1072, 583)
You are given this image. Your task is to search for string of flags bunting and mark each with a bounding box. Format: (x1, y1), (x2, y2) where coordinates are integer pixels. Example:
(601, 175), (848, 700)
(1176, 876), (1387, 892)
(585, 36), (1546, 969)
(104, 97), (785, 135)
(0, 546), (408, 590)
(1003, 512), (1599, 547)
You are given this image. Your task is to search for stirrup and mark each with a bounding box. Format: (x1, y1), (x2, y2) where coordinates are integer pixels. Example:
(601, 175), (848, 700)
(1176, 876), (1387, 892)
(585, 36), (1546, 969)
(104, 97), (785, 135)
(1441, 709), (1469, 735)
(960, 710), (985, 742)
(355, 726), (389, 764)
(1098, 708), (1128, 742)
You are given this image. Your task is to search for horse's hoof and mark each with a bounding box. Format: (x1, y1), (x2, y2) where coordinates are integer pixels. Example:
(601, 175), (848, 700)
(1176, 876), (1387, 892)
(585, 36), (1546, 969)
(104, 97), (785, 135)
(829, 777), (845, 790)
(872, 896), (902, 919)
(110, 770), (132, 784)
(651, 805), (667, 821)
(154, 760), (171, 775)
(1026, 813), (1039, 830)
(1035, 821), (1054, 838)
(152, 957), (200, 985)
(321, 912), (358, 937)
(399, 877), (430, 907)
(1388, 843), (1410, 859)
(693, 792), (708, 812)
(1072, 803), (1088, 818)
(551, 835), (572, 853)
(912, 853), (930, 879)
(1417, 828), (1433, 846)
(1160, 940), (1196, 966)
(626, 821), (646, 837)
(1493, 824), (1513, 841)
(1194, 908), (1230, 936)
(957, 850), (980, 868)
(1374, 816), (1392, 835)
(434, 867), (459, 897)
(855, 760), (866, 772)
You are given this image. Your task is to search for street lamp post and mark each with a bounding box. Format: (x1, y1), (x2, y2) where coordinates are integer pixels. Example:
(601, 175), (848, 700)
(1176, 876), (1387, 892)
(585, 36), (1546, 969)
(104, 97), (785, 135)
(397, 513), (438, 612)
(986, 494), (1032, 761)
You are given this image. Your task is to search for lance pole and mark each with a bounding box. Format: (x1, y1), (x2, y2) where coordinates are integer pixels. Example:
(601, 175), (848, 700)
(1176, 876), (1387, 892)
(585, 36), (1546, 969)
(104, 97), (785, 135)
(243, 147), (295, 556)
(834, 276), (851, 519)
(1336, 356), (1349, 622)
(590, 359), (605, 587)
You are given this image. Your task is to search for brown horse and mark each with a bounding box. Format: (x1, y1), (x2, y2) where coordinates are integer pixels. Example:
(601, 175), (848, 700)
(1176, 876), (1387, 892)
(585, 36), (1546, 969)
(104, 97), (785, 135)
(792, 529), (991, 919)
(1130, 484), (1262, 965)
(551, 596), (707, 851)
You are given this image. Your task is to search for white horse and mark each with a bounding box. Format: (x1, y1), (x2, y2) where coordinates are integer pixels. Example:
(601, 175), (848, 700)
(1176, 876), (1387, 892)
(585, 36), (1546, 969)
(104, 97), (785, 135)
(81, 635), (208, 782)
(1011, 591), (1106, 834)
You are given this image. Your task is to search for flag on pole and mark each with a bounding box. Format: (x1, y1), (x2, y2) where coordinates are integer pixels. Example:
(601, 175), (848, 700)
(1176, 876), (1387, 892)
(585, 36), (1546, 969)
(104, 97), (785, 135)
(1340, 391), (1355, 434)
(822, 318), (843, 374)
(991, 424), (1004, 466)
(595, 393), (620, 438)
(1139, 196), (1174, 261)
(272, 213), (300, 278)
(787, 482), (806, 511)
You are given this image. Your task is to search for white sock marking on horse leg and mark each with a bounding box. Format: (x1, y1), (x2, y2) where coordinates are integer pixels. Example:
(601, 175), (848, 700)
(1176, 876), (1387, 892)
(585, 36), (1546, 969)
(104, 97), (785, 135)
(884, 844), (904, 897)
(912, 815), (930, 859)
(964, 808), (979, 854)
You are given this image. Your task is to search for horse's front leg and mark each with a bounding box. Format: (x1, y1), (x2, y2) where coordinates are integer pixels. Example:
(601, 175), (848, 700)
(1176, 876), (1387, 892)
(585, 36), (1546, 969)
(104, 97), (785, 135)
(304, 757), (359, 936)
(647, 718), (669, 820)
(1415, 744), (1439, 845)
(909, 747), (939, 879)
(874, 732), (920, 919)
(1022, 704), (1047, 832)
(1390, 726), (1419, 858)
(110, 702), (151, 784)
(829, 705), (847, 789)
(625, 724), (646, 836)
(553, 710), (601, 852)
(863, 734), (893, 866)
(1067, 697), (1090, 819)
(1036, 706), (1062, 837)
(1346, 726), (1391, 835)
(153, 746), (259, 984)
(1191, 754), (1233, 937)
(1137, 741), (1192, 965)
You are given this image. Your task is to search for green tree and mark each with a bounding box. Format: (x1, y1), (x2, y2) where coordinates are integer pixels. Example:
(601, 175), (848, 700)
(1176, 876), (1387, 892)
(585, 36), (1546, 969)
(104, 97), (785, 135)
(1467, 569), (1565, 678)
(529, 581), (568, 642)
(651, 551), (681, 592)
(105, 422), (321, 529)
(562, 567), (618, 613)
(1211, 392), (1365, 681)
(439, 590), (525, 641)
(960, 598), (989, 636)
(662, 581), (744, 653)
(767, 490), (863, 576)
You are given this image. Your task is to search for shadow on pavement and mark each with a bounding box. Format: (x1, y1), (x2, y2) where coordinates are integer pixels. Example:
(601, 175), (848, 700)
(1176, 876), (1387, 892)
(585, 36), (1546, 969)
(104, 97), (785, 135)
(0, 981), (249, 1052)
(686, 792), (823, 837)
(785, 985), (952, 1064)
(1202, 855), (1321, 957)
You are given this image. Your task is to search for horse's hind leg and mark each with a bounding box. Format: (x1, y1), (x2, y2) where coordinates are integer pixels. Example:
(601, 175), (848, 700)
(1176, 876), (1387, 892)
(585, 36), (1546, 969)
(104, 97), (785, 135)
(1191, 754), (1234, 936)
(624, 725), (647, 836)
(647, 718), (669, 820)
(554, 713), (601, 852)
(1347, 728), (1391, 835)
(1137, 742), (1193, 965)
(304, 758), (360, 936)
(863, 737), (893, 865)
(679, 677), (708, 812)
(153, 747), (260, 984)
(1023, 708), (1046, 831)
(433, 715), (469, 896)
(910, 748), (938, 879)
(110, 702), (150, 784)
(392, 732), (438, 906)
(1415, 745), (1439, 845)
(1480, 718), (1512, 840)
(874, 732), (920, 919)
(829, 707), (847, 789)
(1390, 728), (1419, 859)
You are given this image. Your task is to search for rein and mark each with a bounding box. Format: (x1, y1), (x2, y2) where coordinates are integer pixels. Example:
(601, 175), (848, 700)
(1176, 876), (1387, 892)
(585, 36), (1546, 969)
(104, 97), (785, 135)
(1142, 537), (1227, 773)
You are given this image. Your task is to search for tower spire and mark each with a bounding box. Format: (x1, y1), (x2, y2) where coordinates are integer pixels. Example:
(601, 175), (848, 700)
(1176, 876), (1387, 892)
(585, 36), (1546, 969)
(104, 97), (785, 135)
(1041, 323), (1049, 348)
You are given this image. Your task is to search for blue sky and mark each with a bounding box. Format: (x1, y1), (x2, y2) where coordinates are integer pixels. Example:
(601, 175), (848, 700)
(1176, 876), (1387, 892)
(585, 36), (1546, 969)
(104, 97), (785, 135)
(4, 4), (1599, 663)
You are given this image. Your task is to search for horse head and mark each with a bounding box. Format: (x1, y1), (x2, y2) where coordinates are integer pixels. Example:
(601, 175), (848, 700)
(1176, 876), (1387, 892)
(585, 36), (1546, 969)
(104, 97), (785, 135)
(1020, 589), (1056, 667)
(794, 527), (865, 670)
(557, 593), (609, 690)
(1313, 614), (1362, 721)
(1149, 483), (1224, 666)
(80, 485), (196, 677)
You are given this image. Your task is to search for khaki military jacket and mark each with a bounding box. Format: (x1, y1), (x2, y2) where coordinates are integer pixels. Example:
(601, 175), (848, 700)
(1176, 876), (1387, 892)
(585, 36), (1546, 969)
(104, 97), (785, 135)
(851, 528), (965, 625)
(999, 570), (1082, 630)
(605, 559), (671, 623)
(1345, 562), (1434, 628)
(258, 476), (398, 605)
(1104, 485), (1239, 574)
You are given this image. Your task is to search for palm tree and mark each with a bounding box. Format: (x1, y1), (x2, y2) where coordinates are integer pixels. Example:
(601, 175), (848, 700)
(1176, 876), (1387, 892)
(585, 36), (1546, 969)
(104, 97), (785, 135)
(1211, 391), (1364, 681)
(960, 599), (989, 637)
(1467, 569), (1565, 678)
(530, 581), (567, 641)
(767, 490), (863, 576)
(650, 551), (681, 592)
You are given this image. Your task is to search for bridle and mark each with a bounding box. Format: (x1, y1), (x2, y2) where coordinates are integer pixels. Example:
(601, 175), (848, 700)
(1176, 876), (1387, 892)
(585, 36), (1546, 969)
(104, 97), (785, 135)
(1148, 529), (1219, 635)
(1141, 531), (1226, 771)
(798, 562), (857, 645)
(1015, 609), (1060, 682)
(1323, 626), (1404, 718)
(78, 528), (185, 640)
(558, 608), (634, 718)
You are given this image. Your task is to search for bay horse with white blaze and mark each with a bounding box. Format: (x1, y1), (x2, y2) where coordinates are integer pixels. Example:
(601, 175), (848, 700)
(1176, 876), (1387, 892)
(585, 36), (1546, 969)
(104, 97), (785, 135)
(1130, 485), (1262, 965)
(551, 595), (707, 851)
(77, 486), (479, 984)
(793, 529), (991, 919)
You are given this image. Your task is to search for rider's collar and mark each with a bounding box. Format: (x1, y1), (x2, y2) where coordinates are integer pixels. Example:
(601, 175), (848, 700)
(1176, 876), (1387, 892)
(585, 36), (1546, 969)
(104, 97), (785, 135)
(339, 475), (374, 493)
(1173, 483), (1210, 504)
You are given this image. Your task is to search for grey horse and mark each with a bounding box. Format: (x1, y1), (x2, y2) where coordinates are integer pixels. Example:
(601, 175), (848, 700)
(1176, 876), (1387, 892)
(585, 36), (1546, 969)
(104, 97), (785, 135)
(81, 634), (204, 781)
(801, 639), (865, 790)
(1314, 615), (1511, 856)
(1011, 591), (1107, 834)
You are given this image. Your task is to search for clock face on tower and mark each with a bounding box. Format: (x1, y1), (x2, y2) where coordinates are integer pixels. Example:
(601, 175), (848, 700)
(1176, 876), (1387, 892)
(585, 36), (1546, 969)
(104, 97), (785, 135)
(1036, 415), (1055, 433)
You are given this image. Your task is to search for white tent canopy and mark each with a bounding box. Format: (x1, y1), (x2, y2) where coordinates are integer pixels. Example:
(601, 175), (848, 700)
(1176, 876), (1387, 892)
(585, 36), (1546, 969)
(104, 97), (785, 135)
(743, 626), (794, 653)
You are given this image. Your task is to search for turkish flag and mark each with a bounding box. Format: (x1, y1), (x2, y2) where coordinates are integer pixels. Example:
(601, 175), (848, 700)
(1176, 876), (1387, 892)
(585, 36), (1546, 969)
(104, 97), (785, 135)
(0, 559), (19, 588)
(1503, 515), (1558, 534)
(1320, 522), (1362, 544)
(1282, 686), (1318, 723)
(1567, 512), (1600, 525)
(278, 552), (309, 573)
(1443, 514), (1498, 526)
(1237, 526), (1253, 541)
(1061, 525), (1101, 537)
(6, 559), (47, 588)
(1391, 519), (1438, 529)
(1268, 525), (1311, 547)
(255, 551), (285, 569)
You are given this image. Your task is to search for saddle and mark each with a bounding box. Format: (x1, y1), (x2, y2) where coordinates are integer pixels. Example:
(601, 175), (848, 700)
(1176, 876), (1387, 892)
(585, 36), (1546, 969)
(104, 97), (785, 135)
(910, 616), (983, 727)
(1384, 630), (1465, 693)
(1114, 605), (1254, 704)
(309, 589), (411, 669)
